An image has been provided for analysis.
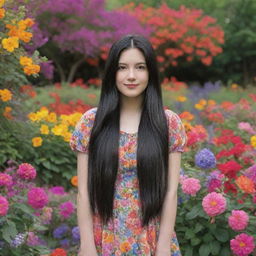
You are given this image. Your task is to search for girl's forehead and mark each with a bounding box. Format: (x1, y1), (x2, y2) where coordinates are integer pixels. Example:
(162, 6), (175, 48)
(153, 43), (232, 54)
(118, 48), (146, 63)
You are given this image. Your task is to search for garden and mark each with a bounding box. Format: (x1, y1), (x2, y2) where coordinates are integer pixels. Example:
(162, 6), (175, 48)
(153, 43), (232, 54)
(0, 0), (255, 255)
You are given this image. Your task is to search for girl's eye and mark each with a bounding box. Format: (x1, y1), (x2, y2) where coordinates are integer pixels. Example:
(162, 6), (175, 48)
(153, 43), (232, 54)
(118, 66), (126, 70)
(137, 65), (146, 70)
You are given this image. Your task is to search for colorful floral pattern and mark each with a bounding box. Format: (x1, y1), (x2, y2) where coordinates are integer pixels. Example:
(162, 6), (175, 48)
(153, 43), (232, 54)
(70, 107), (187, 256)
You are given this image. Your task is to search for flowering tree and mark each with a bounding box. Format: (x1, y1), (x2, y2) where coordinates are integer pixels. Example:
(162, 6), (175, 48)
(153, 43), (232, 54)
(120, 3), (224, 74)
(23, 0), (151, 82)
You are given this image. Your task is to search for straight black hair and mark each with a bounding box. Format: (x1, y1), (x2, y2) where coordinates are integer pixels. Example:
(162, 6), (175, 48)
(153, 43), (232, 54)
(88, 34), (169, 226)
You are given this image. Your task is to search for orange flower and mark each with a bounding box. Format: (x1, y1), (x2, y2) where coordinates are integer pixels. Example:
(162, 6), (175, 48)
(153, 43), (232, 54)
(119, 241), (131, 253)
(180, 111), (194, 121)
(0, 8), (5, 19)
(71, 176), (78, 187)
(0, 89), (12, 101)
(32, 137), (43, 147)
(24, 64), (40, 75)
(235, 175), (255, 193)
(3, 106), (13, 119)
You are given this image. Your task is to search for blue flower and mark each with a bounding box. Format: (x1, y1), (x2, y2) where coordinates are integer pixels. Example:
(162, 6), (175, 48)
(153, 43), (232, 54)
(72, 226), (80, 241)
(195, 148), (216, 169)
(53, 224), (69, 239)
(60, 238), (70, 248)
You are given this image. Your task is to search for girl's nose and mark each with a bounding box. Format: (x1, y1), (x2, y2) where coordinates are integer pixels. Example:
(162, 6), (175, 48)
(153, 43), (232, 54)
(127, 68), (136, 80)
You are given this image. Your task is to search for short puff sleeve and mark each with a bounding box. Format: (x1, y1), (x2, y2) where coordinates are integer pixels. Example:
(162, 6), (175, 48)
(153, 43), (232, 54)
(165, 109), (187, 153)
(69, 107), (97, 153)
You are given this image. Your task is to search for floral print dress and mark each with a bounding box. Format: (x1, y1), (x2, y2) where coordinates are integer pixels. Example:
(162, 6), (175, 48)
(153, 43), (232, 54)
(70, 107), (187, 256)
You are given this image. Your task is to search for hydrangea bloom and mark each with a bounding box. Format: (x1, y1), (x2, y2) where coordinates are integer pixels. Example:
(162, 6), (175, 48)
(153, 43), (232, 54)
(17, 163), (36, 180)
(27, 187), (48, 209)
(59, 201), (74, 219)
(72, 226), (80, 241)
(195, 148), (216, 169)
(0, 196), (9, 216)
(181, 178), (201, 196)
(49, 186), (66, 195)
(11, 233), (26, 248)
(0, 173), (13, 186)
(230, 233), (255, 256)
(202, 192), (226, 217)
(228, 210), (249, 231)
(53, 224), (69, 239)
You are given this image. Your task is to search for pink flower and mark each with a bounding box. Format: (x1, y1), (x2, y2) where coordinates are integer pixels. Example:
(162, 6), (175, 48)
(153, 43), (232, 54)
(253, 195), (256, 204)
(0, 196), (9, 216)
(26, 232), (40, 246)
(41, 207), (53, 224)
(202, 192), (226, 217)
(238, 122), (255, 134)
(207, 178), (222, 192)
(0, 173), (13, 186)
(59, 201), (74, 219)
(17, 163), (36, 180)
(228, 210), (249, 231)
(230, 233), (255, 256)
(27, 187), (48, 209)
(49, 186), (66, 195)
(181, 178), (201, 196)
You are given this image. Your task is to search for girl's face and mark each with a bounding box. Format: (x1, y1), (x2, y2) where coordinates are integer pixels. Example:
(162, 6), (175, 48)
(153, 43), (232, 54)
(116, 48), (149, 99)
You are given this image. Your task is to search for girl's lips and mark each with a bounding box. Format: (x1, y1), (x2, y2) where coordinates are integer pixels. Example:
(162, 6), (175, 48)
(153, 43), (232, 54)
(125, 84), (139, 88)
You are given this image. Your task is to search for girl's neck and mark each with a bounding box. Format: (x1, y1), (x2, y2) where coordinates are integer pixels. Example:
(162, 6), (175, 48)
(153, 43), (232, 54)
(120, 95), (143, 114)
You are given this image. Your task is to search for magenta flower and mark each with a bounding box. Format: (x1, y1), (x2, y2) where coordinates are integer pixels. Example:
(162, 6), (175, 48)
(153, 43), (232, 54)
(207, 178), (222, 192)
(0, 196), (9, 216)
(59, 201), (74, 219)
(0, 173), (13, 186)
(49, 186), (66, 195)
(26, 232), (40, 246)
(27, 187), (48, 209)
(228, 210), (249, 231)
(202, 192), (226, 217)
(17, 163), (37, 180)
(230, 233), (255, 256)
(181, 178), (201, 196)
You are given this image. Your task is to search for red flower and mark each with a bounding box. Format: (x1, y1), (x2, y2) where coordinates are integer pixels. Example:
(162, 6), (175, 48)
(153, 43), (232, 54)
(217, 160), (242, 179)
(50, 248), (67, 256)
(224, 181), (237, 194)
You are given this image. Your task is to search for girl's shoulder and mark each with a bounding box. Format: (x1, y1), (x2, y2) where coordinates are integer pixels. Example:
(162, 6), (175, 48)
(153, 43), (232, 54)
(164, 108), (180, 120)
(82, 107), (97, 118)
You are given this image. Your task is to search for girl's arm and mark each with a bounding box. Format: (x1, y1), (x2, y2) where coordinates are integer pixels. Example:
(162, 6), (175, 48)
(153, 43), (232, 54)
(156, 152), (181, 256)
(77, 152), (98, 256)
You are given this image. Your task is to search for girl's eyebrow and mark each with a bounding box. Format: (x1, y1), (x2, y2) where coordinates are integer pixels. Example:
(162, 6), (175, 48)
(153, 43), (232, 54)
(118, 62), (146, 65)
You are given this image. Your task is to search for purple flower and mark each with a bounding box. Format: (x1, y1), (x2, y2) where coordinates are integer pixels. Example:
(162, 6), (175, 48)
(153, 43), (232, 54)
(60, 238), (70, 248)
(195, 148), (216, 169)
(53, 224), (69, 239)
(72, 226), (80, 241)
(59, 201), (74, 219)
(244, 164), (256, 183)
(26, 232), (40, 246)
(49, 186), (66, 195)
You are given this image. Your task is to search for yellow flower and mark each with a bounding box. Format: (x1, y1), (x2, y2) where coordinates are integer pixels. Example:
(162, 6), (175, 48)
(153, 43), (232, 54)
(32, 137), (43, 147)
(19, 30), (33, 43)
(24, 64), (40, 75)
(28, 112), (38, 122)
(194, 103), (204, 110)
(20, 56), (33, 66)
(198, 99), (207, 106)
(183, 121), (192, 131)
(23, 18), (34, 27)
(2, 36), (19, 52)
(69, 112), (82, 126)
(0, 0), (5, 8)
(207, 99), (216, 106)
(0, 8), (5, 19)
(40, 124), (49, 135)
(51, 124), (68, 136)
(231, 83), (238, 89)
(46, 112), (57, 123)
(63, 131), (72, 142)
(36, 108), (49, 121)
(251, 135), (256, 148)
(176, 96), (187, 102)
(0, 89), (12, 101)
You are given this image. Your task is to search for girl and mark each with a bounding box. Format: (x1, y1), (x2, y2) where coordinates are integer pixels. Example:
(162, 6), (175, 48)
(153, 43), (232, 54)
(70, 34), (187, 256)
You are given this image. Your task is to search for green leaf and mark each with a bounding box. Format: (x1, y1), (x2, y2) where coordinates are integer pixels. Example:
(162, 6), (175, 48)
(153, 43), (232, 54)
(186, 205), (201, 220)
(194, 222), (204, 233)
(184, 246), (193, 256)
(191, 237), (201, 246)
(219, 246), (231, 256)
(214, 229), (229, 242)
(210, 241), (221, 255)
(185, 229), (195, 239)
(2, 222), (17, 243)
(13, 203), (33, 215)
(199, 244), (211, 256)
(203, 233), (214, 243)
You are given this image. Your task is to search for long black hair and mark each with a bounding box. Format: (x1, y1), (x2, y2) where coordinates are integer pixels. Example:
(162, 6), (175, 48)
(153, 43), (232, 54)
(88, 34), (169, 226)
